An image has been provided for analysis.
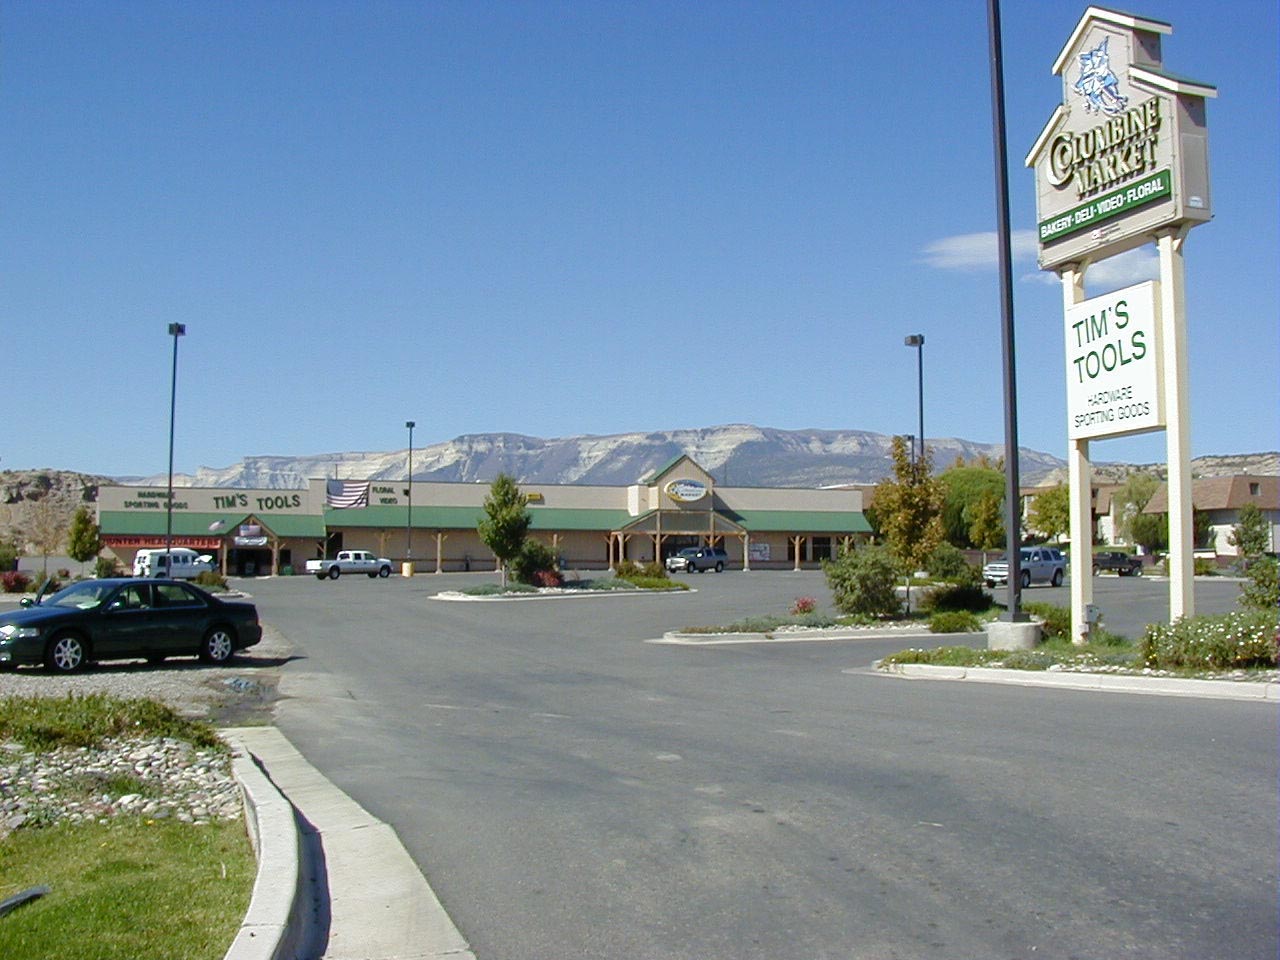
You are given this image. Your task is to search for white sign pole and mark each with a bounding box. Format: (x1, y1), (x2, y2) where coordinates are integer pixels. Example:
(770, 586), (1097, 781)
(1061, 264), (1094, 644)
(1158, 226), (1195, 620)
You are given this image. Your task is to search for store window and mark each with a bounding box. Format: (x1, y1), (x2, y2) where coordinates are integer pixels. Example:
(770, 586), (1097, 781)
(811, 537), (832, 562)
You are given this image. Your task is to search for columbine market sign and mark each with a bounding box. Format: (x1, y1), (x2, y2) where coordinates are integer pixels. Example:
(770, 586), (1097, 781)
(1026, 7), (1214, 270)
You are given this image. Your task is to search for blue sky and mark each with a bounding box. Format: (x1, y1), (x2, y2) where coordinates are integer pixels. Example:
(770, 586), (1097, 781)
(4, 0), (1276, 478)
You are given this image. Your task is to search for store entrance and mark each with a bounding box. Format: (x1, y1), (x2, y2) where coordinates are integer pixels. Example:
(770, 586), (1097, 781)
(228, 547), (272, 577)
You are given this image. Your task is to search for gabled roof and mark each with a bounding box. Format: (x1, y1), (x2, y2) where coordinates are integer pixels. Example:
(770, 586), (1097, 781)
(1051, 6), (1171, 77)
(1143, 476), (1279, 513)
(638, 454), (694, 485)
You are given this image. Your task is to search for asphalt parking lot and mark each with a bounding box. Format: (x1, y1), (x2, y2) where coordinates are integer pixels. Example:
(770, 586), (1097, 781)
(246, 567), (1273, 960)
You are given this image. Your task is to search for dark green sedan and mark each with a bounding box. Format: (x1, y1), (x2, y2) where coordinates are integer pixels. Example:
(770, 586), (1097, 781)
(0, 578), (262, 673)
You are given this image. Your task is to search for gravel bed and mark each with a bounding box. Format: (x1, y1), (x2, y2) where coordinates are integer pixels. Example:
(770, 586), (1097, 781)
(0, 618), (293, 839)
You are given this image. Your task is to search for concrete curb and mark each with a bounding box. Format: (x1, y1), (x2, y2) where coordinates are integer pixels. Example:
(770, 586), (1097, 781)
(224, 732), (303, 960)
(874, 662), (1280, 702)
(655, 626), (929, 645)
(224, 726), (475, 960)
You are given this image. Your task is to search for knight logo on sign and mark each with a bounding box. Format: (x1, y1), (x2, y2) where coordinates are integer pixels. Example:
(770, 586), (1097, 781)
(665, 479), (708, 503)
(1025, 8), (1215, 271)
(1064, 281), (1165, 440)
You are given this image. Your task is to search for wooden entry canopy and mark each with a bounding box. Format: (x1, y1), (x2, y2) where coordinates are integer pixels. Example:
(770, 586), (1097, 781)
(611, 508), (749, 569)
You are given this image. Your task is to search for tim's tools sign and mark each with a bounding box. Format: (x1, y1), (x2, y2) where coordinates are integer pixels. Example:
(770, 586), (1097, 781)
(1063, 281), (1164, 440)
(1026, 9), (1213, 270)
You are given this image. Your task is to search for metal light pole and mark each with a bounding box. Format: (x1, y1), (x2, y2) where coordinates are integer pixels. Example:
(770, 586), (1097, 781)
(987, 0), (1029, 627)
(405, 420), (415, 574)
(165, 323), (186, 565)
(904, 334), (925, 466)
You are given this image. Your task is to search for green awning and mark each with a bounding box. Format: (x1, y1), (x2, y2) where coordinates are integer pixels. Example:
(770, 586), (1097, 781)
(99, 511), (325, 539)
(728, 510), (872, 534)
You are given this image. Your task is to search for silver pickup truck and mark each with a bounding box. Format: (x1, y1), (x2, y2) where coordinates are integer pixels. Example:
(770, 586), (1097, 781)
(983, 546), (1066, 588)
(305, 550), (394, 580)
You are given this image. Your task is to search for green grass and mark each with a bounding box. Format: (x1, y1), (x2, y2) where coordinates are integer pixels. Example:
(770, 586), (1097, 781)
(0, 817), (253, 960)
(0, 694), (224, 752)
(880, 638), (1143, 671)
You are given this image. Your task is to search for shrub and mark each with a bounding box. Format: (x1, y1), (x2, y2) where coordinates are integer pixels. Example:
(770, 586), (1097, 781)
(929, 610), (982, 633)
(1239, 557), (1279, 611)
(193, 570), (229, 591)
(94, 556), (121, 579)
(926, 542), (971, 581)
(790, 596), (817, 615)
(923, 582), (993, 614)
(1194, 558), (1218, 576)
(511, 539), (561, 586)
(1139, 609), (1279, 670)
(1, 570), (32, 593)
(615, 561), (670, 586)
(823, 545), (902, 618)
(531, 568), (564, 588)
(1023, 601), (1071, 641)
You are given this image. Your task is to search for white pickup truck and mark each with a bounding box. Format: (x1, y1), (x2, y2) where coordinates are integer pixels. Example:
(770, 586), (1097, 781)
(305, 550), (394, 580)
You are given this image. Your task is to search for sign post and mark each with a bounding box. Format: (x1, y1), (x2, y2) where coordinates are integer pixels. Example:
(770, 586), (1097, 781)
(1026, 7), (1214, 641)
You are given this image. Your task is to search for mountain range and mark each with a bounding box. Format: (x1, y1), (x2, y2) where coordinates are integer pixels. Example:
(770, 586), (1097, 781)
(119, 424), (1279, 490)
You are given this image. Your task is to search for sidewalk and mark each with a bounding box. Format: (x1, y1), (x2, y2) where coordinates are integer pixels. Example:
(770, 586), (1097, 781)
(223, 726), (475, 960)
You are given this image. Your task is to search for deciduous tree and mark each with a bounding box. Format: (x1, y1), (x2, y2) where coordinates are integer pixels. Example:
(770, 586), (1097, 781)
(1028, 486), (1071, 544)
(873, 436), (944, 575)
(67, 505), (102, 576)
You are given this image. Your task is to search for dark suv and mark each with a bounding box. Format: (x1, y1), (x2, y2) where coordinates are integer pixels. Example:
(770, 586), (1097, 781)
(665, 546), (729, 573)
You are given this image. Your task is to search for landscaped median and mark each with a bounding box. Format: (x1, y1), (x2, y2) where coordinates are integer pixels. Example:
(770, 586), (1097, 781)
(436, 562), (691, 600)
(875, 607), (1280, 700)
(0, 694), (255, 960)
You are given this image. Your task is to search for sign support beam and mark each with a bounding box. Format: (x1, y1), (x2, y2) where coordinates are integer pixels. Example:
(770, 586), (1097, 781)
(1158, 226), (1195, 620)
(1061, 264), (1095, 644)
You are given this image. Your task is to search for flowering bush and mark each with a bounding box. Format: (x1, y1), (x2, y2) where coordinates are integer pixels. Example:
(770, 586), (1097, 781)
(532, 568), (564, 588)
(1, 570), (31, 593)
(790, 596), (817, 616)
(1139, 609), (1279, 670)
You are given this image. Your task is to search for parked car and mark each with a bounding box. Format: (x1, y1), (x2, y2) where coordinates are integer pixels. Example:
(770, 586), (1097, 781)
(665, 546), (729, 573)
(982, 546), (1066, 588)
(305, 550), (394, 580)
(0, 578), (261, 673)
(1092, 551), (1144, 576)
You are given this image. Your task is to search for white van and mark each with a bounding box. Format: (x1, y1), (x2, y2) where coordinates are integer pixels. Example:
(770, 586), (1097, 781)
(132, 548), (215, 580)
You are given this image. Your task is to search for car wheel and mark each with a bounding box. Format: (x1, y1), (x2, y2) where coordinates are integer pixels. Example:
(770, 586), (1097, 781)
(715, 561), (724, 573)
(1133, 565), (1142, 577)
(1092, 564), (1100, 576)
(687, 564), (697, 573)
(328, 567), (341, 580)
(315, 573), (326, 580)
(46, 633), (87, 673)
(379, 566), (391, 578)
(1020, 570), (1031, 589)
(1051, 569), (1064, 587)
(200, 626), (236, 664)
(368, 571), (378, 578)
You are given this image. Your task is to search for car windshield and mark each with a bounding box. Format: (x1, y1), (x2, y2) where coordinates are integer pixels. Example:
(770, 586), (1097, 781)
(44, 581), (118, 610)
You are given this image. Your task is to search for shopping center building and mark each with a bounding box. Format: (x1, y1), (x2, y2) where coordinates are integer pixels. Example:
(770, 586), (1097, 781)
(97, 455), (871, 576)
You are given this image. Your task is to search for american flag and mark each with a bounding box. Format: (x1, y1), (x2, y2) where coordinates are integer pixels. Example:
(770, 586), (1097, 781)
(326, 480), (370, 509)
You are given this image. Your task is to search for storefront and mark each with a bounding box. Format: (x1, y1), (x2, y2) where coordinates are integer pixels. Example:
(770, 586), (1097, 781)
(98, 455), (870, 574)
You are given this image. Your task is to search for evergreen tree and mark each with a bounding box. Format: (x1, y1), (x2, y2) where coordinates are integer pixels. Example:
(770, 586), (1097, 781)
(477, 473), (531, 587)
(1229, 502), (1270, 568)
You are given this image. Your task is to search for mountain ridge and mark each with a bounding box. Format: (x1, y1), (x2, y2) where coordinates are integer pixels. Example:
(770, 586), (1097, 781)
(110, 424), (1277, 490)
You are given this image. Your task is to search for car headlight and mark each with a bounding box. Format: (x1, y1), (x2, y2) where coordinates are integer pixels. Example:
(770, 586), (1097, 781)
(0, 624), (41, 640)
